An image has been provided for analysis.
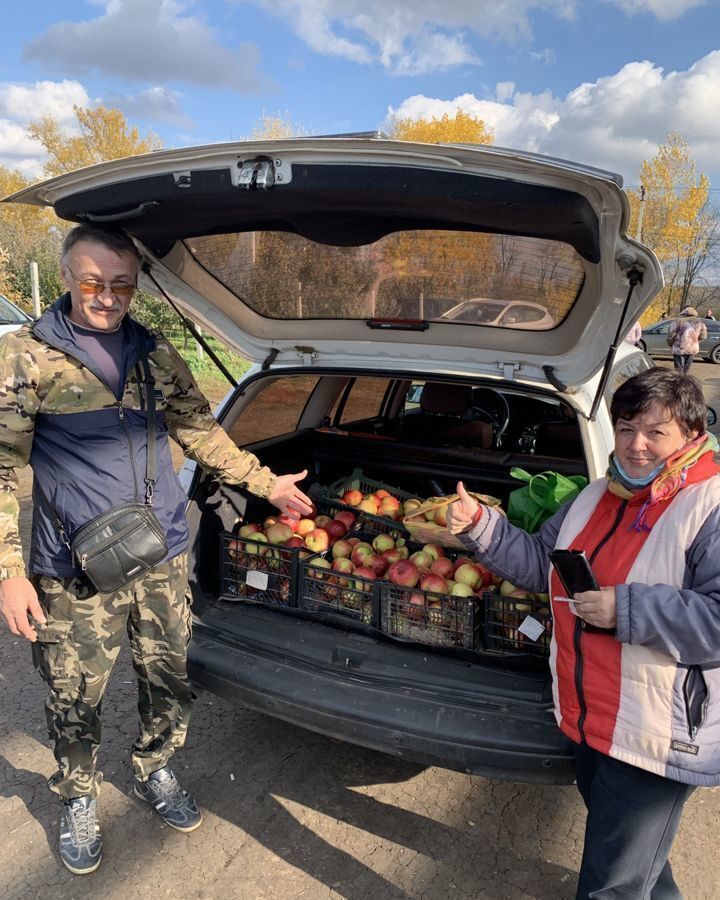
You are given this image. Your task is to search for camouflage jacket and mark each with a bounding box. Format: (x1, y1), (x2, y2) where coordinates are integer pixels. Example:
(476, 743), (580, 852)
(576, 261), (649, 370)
(0, 294), (276, 579)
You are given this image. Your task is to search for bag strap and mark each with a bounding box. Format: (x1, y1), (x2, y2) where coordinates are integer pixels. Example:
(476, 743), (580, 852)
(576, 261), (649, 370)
(137, 346), (157, 506)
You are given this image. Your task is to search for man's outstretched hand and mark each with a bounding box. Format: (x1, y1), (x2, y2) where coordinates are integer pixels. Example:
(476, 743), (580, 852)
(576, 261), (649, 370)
(0, 577), (46, 642)
(268, 469), (314, 519)
(446, 481), (481, 535)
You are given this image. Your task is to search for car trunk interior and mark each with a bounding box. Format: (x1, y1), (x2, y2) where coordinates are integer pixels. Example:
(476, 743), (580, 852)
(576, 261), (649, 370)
(185, 370), (588, 703)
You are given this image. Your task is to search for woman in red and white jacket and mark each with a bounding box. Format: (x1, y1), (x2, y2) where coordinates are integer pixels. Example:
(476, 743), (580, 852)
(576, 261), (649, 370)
(447, 367), (720, 900)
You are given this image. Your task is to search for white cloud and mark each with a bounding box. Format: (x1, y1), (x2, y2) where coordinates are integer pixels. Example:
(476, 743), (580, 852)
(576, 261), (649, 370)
(108, 87), (194, 129)
(0, 80), (94, 179)
(606, 0), (708, 20)
(24, 0), (270, 92)
(385, 50), (720, 183)
(529, 47), (557, 64)
(0, 80), (91, 125)
(254, 0), (575, 73)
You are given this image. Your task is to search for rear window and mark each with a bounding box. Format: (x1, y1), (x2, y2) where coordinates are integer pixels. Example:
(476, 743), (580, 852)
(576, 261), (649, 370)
(186, 230), (584, 330)
(226, 375), (319, 445)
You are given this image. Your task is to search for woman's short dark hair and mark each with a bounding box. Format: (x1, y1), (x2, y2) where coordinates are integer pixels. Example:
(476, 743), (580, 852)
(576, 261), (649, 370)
(610, 367), (707, 436)
(61, 224), (140, 262)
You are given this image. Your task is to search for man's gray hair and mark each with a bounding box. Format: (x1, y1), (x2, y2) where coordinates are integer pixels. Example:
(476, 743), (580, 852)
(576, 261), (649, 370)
(61, 223), (141, 263)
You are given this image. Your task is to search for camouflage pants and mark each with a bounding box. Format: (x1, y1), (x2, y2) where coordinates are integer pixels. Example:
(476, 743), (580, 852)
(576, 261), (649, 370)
(31, 554), (192, 800)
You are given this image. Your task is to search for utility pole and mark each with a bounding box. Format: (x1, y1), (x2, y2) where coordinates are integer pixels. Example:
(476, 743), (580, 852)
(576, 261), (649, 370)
(635, 185), (646, 242)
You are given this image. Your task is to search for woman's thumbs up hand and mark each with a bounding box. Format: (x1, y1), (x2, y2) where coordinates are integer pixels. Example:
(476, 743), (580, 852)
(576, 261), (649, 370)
(446, 481), (481, 535)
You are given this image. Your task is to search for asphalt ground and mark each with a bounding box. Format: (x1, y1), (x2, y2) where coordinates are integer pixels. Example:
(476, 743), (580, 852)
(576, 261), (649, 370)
(2, 359), (720, 900)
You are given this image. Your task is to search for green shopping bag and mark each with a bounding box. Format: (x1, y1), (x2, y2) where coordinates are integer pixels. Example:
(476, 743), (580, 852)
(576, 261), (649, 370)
(507, 468), (588, 533)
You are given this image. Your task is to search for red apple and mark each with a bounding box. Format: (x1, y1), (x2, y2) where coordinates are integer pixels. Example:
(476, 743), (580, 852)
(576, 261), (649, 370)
(341, 489), (363, 507)
(304, 528), (330, 553)
(422, 543), (444, 561)
(353, 566), (377, 583)
(265, 522), (295, 545)
(387, 560), (420, 588)
(334, 509), (357, 530)
(473, 562), (495, 589)
(430, 557), (455, 579)
(296, 518), (316, 537)
(350, 542), (374, 566)
(419, 572), (449, 594)
(452, 556), (475, 573)
(237, 523), (260, 538)
(433, 505), (448, 526)
(374, 489), (391, 500)
(285, 536), (305, 549)
(331, 539), (353, 559)
(314, 514), (333, 530)
(454, 563), (483, 590)
(409, 550), (433, 571)
(382, 548), (402, 565)
(365, 554), (389, 577)
(331, 557), (355, 574)
(325, 519), (348, 542)
(278, 514), (299, 533)
(359, 498), (379, 514)
(406, 592), (426, 622)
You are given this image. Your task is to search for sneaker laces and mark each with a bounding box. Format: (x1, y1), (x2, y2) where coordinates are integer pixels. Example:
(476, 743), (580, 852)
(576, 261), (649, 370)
(151, 772), (189, 810)
(66, 800), (96, 846)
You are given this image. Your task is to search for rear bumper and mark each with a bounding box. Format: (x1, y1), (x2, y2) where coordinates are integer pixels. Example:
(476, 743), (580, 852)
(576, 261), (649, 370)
(188, 613), (575, 785)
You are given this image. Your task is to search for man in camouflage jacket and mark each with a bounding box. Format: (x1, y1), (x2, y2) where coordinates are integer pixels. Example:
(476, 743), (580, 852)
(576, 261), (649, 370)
(0, 223), (312, 875)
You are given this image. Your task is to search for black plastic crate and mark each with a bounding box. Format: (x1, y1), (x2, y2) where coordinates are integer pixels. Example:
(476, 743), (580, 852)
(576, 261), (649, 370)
(482, 591), (552, 657)
(310, 468), (413, 536)
(381, 582), (482, 650)
(298, 530), (389, 625)
(219, 531), (299, 608)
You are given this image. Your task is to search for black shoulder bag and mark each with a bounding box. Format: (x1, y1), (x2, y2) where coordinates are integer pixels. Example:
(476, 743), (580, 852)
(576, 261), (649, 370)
(56, 351), (168, 593)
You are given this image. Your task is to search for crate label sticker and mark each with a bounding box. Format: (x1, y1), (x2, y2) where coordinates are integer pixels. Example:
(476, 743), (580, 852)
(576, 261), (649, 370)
(246, 570), (269, 591)
(518, 615), (545, 642)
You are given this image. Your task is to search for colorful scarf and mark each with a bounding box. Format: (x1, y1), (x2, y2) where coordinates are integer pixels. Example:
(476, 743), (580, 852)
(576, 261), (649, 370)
(607, 432), (719, 531)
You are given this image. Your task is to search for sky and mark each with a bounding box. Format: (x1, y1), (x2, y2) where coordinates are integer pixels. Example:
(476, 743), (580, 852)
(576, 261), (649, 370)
(1, 0), (719, 194)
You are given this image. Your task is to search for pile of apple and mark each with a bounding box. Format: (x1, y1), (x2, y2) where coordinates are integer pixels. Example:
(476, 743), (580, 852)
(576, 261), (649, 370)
(228, 505), (359, 564)
(491, 579), (552, 646)
(337, 486), (411, 521)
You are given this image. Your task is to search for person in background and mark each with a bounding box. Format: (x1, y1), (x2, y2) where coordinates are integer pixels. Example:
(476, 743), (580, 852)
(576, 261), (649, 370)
(447, 368), (720, 900)
(0, 224), (313, 876)
(624, 321), (643, 346)
(706, 310), (715, 320)
(667, 307), (707, 375)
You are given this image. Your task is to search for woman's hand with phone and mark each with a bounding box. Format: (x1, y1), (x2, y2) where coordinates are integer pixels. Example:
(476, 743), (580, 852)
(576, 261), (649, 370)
(572, 586), (617, 629)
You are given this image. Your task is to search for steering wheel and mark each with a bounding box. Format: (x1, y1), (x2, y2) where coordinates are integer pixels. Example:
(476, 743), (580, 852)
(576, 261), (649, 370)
(468, 387), (511, 445)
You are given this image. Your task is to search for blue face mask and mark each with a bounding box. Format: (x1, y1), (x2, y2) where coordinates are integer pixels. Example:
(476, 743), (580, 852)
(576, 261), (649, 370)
(614, 456), (665, 487)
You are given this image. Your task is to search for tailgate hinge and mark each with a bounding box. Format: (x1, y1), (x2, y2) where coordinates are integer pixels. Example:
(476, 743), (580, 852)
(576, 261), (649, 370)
(498, 362), (521, 381)
(237, 157), (289, 189)
(295, 345), (318, 366)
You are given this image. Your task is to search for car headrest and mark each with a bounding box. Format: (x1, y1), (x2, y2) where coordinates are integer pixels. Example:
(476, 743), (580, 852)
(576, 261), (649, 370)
(420, 382), (473, 416)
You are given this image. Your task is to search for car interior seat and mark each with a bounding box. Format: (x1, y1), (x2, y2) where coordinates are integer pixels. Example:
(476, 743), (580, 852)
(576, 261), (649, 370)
(400, 382), (494, 448)
(532, 405), (583, 459)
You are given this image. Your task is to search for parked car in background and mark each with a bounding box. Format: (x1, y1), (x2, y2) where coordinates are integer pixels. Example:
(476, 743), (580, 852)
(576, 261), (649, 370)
(640, 318), (720, 364)
(0, 294), (32, 338)
(442, 298), (555, 329)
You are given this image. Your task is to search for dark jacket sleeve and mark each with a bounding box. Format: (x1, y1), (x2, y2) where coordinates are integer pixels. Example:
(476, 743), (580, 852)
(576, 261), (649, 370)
(458, 503), (572, 594)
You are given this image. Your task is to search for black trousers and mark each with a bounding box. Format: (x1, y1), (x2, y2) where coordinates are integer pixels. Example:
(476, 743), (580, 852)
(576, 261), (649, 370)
(672, 354), (694, 375)
(574, 743), (695, 900)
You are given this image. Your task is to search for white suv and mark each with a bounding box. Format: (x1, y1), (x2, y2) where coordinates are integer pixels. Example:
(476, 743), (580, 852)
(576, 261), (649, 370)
(8, 137), (662, 783)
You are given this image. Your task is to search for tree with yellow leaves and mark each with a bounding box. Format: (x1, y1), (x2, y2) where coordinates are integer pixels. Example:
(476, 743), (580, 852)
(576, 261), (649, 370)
(27, 105), (161, 178)
(390, 110), (493, 145)
(629, 133), (711, 321)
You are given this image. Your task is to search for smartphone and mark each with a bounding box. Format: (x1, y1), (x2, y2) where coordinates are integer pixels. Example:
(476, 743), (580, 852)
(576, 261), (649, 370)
(549, 549), (599, 597)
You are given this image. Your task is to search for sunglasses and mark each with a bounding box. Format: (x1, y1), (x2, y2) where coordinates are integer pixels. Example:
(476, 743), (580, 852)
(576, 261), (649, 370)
(67, 267), (136, 298)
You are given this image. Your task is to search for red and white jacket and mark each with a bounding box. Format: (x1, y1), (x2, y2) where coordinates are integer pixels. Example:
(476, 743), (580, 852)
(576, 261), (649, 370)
(462, 459), (720, 786)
